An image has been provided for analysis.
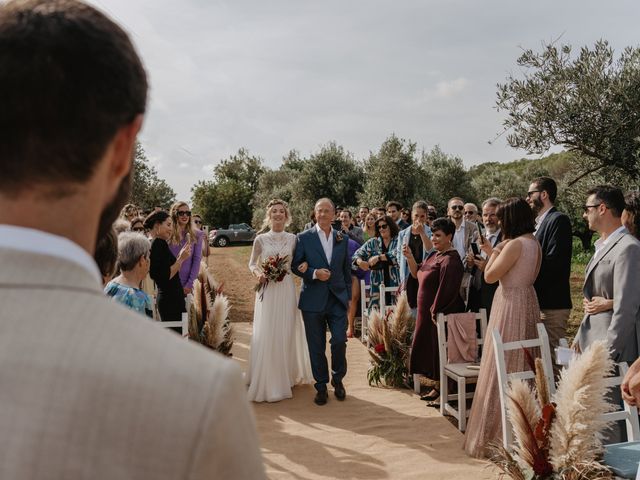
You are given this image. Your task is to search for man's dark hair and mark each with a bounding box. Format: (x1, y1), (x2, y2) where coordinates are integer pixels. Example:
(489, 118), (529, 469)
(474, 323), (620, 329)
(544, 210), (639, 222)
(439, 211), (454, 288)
(412, 200), (429, 212)
(0, 0), (148, 195)
(359, 205), (369, 212)
(532, 177), (558, 203)
(341, 209), (352, 218)
(386, 200), (402, 211)
(430, 217), (456, 238)
(375, 215), (400, 238)
(143, 210), (170, 230)
(94, 227), (118, 281)
(587, 185), (625, 218)
(497, 198), (535, 239)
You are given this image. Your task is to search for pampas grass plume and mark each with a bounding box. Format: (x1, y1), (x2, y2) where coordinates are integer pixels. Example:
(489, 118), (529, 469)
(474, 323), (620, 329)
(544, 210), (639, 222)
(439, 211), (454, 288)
(549, 340), (615, 471)
(506, 378), (541, 466)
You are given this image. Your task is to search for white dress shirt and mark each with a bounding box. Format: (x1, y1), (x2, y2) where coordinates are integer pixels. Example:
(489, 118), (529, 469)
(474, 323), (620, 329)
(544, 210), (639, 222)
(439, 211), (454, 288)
(534, 207), (552, 234)
(315, 223), (333, 264)
(453, 221), (466, 259)
(0, 225), (101, 282)
(594, 225), (626, 255)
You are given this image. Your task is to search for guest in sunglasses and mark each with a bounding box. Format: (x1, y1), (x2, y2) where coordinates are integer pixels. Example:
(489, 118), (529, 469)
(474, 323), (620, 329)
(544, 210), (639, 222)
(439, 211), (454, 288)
(447, 197), (479, 306)
(353, 215), (400, 311)
(192, 214), (203, 230)
(168, 202), (204, 296)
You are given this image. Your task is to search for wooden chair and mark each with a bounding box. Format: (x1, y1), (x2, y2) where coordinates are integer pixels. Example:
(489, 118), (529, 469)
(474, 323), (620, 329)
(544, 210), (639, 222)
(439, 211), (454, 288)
(602, 362), (640, 479)
(493, 323), (556, 449)
(435, 309), (488, 432)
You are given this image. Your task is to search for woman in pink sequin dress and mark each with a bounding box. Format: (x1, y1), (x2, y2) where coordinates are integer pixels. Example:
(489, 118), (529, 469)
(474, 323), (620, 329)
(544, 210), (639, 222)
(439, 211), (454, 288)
(464, 198), (541, 458)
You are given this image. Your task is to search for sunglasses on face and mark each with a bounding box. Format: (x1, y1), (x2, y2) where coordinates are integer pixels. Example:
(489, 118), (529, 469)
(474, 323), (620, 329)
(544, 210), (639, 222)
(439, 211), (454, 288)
(583, 203), (602, 213)
(450, 205), (464, 211)
(376, 223), (389, 230)
(177, 211), (191, 217)
(464, 211), (476, 215)
(132, 226), (145, 232)
(194, 220), (202, 225)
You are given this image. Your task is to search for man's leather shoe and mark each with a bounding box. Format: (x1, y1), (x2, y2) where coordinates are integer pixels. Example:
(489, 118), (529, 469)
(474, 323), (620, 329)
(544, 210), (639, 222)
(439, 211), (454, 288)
(331, 379), (346, 401)
(314, 390), (328, 406)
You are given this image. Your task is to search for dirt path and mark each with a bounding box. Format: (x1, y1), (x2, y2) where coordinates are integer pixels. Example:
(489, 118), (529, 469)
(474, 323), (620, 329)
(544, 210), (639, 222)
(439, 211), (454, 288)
(205, 245), (256, 323)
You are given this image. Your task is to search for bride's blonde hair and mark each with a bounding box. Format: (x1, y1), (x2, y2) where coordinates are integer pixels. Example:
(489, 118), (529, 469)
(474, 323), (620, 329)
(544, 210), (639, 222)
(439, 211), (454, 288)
(259, 199), (292, 233)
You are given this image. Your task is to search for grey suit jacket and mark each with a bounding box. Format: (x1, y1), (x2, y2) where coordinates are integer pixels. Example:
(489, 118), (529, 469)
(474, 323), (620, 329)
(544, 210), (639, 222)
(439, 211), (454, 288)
(0, 248), (265, 479)
(575, 230), (640, 362)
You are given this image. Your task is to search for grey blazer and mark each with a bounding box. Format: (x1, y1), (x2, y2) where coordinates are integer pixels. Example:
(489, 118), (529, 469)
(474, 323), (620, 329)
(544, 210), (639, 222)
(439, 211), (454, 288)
(575, 230), (640, 362)
(0, 248), (265, 479)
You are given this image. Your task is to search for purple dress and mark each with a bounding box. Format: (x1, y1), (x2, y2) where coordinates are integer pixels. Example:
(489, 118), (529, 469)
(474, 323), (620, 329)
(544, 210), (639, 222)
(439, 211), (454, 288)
(168, 229), (204, 290)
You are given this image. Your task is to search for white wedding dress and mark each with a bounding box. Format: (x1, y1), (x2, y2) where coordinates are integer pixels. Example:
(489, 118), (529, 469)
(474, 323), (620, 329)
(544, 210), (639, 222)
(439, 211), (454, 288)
(247, 230), (313, 402)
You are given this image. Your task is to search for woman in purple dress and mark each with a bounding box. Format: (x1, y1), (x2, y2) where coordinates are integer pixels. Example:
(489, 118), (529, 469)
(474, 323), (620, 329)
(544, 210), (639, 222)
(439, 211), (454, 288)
(168, 202), (204, 297)
(403, 217), (465, 402)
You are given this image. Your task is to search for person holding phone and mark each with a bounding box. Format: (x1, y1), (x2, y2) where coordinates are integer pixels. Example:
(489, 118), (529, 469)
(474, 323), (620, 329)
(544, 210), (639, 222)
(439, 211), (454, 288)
(466, 198), (503, 314)
(168, 201), (204, 296)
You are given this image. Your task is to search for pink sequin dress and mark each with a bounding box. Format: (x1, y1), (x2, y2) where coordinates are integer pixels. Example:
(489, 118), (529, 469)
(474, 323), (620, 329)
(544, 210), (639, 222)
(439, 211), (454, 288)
(463, 235), (541, 458)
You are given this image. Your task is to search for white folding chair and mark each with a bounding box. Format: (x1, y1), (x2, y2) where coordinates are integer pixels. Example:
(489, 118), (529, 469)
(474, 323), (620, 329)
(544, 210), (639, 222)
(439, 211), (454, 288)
(359, 279), (372, 346)
(156, 294), (191, 338)
(493, 323), (556, 449)
(435, 309), (488, 432)
(378, 283), (398, 316)
(598, 363), (640, 479)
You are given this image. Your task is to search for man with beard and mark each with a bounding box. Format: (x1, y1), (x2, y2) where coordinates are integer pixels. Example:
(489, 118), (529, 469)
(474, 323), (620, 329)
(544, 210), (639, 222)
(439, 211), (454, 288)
(0, 1), (265, 479)
(448, 196), (479, 305)
(466, 198), (502, 315)
(527, 176), (573, 378)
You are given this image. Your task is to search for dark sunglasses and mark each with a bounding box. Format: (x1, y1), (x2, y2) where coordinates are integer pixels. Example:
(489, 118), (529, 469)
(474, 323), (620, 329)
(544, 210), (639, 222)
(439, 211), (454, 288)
(450, 205), (464, 211)
(194, 220), (202, 225)
(464, 211), (476, 215)
(132, 226), (145, 232)
(583, 203), (602, 213)
(376, 223), (389, 230)
(176, 211), (191, 217)
(527, 190), (540, 197)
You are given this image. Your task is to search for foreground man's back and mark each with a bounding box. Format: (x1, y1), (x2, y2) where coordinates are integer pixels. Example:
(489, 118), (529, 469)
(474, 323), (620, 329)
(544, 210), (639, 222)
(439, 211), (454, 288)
(0, 1), (265, 478)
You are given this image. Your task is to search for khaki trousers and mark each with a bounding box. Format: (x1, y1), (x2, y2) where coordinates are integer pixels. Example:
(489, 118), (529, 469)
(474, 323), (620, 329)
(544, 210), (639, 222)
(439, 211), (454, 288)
(540, 308), (571, 380)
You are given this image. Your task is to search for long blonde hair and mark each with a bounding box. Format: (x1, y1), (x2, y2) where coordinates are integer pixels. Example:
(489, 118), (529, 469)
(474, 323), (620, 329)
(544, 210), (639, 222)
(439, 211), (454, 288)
(169, 201), (197, 245)
(258, 199), (292, 233)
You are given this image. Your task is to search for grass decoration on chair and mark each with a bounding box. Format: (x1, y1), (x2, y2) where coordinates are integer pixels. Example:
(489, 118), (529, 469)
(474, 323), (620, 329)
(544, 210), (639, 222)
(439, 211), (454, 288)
(366, 292), (415, 388)
(489, 340), (615, 479)
(189, 261), (234, 355)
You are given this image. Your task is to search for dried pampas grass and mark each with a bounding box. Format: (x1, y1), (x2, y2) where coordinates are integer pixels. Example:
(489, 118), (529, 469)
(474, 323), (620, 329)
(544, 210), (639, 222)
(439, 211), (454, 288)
(367, 309), (384, 347)
(506, 379), (541, 467)
(549, 340), (614, 471)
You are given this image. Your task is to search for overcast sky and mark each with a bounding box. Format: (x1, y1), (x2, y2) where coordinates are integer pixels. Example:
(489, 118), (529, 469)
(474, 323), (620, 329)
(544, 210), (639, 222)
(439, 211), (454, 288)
(91, 0), (639, 200)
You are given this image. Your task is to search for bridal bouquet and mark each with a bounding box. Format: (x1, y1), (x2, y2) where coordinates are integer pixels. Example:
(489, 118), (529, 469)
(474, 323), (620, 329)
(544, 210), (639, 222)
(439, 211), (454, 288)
(254, 254), (289, 300)
(489, 340), (615, 480)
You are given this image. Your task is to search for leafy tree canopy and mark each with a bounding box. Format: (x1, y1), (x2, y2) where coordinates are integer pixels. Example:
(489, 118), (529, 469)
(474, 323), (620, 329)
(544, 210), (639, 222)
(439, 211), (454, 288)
(131, 142), (176, 210)
(496, 40), (640, 184)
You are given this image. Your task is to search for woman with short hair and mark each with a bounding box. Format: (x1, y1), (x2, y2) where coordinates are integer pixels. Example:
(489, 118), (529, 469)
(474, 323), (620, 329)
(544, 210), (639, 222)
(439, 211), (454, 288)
(105, 231), (153, 317)
(403, 217), (465, 402)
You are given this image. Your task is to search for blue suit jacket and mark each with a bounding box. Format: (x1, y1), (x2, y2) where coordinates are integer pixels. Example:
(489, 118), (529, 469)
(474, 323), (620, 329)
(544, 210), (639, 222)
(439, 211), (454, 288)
(292, 227), (352, 313)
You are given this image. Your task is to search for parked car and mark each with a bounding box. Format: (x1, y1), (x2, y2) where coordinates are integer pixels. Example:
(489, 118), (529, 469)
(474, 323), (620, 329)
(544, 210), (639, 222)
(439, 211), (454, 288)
(209, 223), (256, 247)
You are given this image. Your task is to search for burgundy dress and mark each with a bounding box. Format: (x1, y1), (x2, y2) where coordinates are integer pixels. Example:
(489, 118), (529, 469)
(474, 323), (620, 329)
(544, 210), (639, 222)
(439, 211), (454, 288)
(410, 249), (465, 380)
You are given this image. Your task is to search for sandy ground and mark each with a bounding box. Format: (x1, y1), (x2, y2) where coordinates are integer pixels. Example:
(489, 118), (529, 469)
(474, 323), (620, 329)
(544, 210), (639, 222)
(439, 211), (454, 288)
(206, 245), (493, 480)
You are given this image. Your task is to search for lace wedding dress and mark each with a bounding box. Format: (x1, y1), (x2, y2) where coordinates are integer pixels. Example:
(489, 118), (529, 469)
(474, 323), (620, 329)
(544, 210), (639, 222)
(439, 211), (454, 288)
(247, 230), (313, 402)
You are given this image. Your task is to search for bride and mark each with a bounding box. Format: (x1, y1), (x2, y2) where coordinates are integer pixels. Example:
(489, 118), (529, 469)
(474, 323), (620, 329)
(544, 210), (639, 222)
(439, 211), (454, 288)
(247, 199), (313, 402)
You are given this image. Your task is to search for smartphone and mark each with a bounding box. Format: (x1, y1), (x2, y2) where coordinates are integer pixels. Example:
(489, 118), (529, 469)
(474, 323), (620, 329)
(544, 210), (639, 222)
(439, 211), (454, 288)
(471, 243), (480, 256)
(476, 221), (485, 244)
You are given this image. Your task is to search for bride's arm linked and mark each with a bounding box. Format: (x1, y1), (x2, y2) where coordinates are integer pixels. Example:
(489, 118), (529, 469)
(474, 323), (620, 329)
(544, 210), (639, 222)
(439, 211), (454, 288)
(248, 236), (267, 284)
(484, 238), (521, 284)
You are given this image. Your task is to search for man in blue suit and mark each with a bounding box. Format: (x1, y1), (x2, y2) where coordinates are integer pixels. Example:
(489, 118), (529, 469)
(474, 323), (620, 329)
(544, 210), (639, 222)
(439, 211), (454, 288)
(293, 198), (352, 405)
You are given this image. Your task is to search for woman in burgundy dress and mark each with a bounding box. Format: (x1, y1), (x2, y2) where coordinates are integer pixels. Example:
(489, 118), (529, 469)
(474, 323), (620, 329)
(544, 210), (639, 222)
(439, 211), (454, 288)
(403, 217), (465, 402)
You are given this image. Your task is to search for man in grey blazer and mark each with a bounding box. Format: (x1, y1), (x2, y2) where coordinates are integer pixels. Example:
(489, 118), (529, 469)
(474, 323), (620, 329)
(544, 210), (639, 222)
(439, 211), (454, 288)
(575, 185), (640, 362)
(0, 2), (264, 478)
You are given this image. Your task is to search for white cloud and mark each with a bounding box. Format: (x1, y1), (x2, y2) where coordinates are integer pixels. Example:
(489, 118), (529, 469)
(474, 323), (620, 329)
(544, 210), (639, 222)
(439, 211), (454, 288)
(435, 78), (470, 98)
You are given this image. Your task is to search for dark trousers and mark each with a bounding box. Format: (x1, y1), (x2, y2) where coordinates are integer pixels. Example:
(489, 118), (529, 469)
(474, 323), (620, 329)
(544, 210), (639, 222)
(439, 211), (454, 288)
(302, 293), (348, 392)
